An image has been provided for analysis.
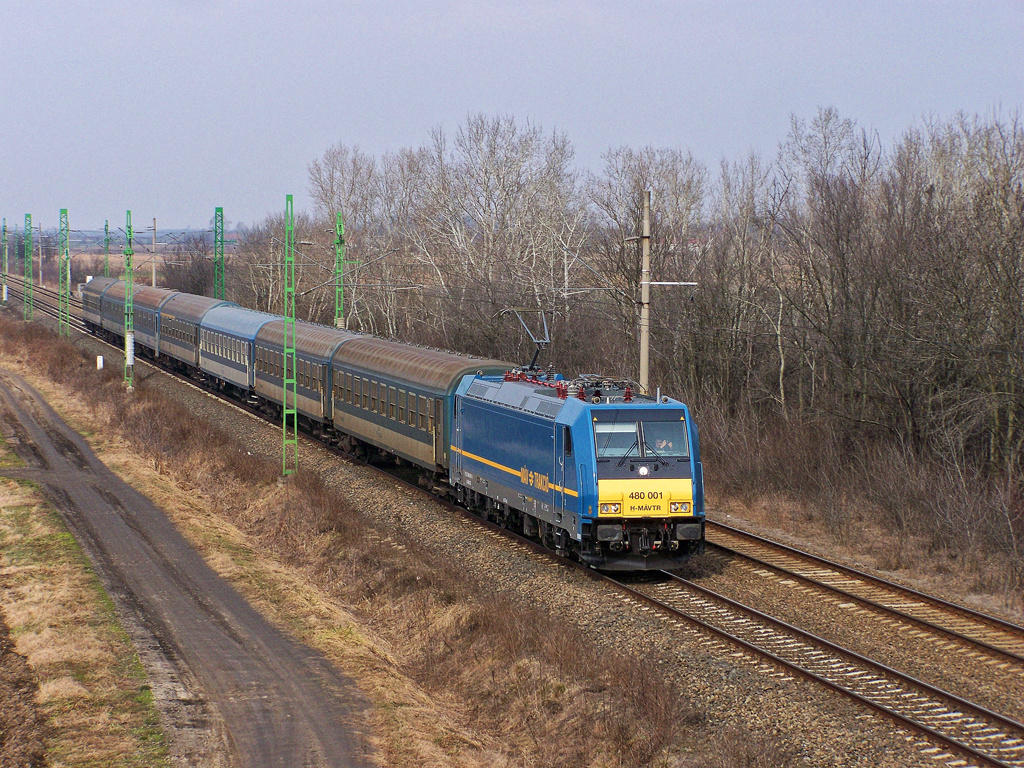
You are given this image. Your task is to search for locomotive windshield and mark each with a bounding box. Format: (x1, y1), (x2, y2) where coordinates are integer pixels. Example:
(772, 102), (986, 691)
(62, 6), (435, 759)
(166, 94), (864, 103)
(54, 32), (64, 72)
(594, 423), (638, 458)
(641, 420), (689, 458)
(594, 416), (690, 460)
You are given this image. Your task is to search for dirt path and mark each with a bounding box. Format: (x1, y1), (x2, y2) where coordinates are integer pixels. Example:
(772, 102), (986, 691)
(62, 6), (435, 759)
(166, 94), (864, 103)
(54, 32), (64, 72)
(0, 370), (372, 768)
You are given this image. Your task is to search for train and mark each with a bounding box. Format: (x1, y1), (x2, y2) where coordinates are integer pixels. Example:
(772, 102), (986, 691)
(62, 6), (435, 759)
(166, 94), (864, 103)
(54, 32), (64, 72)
(82, 277), (705, 570)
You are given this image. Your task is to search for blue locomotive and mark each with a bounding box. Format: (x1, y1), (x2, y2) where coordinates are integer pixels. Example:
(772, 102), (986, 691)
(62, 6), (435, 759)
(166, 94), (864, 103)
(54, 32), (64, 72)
(81, 278), (705, 570)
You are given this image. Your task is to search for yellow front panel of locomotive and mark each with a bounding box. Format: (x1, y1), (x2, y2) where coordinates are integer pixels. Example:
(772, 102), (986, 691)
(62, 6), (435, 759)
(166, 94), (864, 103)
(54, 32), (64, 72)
(597, 478), (693, 516)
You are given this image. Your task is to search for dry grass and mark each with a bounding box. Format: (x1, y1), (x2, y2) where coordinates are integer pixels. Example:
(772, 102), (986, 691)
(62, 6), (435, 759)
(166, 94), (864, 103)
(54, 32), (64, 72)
(0, 479), (168, 767)
(0, 312), (745, 767)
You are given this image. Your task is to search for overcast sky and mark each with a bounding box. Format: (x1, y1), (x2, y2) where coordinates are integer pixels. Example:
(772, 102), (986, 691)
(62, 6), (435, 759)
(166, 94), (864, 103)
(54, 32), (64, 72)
(2, 0), (1021, 231)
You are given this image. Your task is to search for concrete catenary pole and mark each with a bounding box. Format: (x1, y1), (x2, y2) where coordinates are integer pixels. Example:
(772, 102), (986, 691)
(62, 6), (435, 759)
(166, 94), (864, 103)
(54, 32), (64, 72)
(639, 189), (652, 394)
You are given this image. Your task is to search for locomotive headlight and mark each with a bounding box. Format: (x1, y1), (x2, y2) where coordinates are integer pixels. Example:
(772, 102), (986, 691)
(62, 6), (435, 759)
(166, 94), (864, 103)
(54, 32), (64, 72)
(670, 502), (691, 514)
(600, 503), (621, 514)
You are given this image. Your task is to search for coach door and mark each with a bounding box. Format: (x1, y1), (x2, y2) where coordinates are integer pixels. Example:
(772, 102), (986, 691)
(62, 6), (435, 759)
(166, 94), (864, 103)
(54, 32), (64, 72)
(554, 425), (568, 513)
(432, 397), (444, 466)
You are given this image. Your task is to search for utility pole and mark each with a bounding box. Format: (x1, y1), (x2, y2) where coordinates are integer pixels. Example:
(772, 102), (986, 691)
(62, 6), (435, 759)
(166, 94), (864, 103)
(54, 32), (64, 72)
(633, 190), (697, 395)
(23, 214), (33, 321)
(213, 207), (225, 299)
(103, 220), (110, 277)
(58, 209), (70, 338)
(151, 217), (157, 287)
(639, 190), (652, 394)
(2, 218), (8, 304)
(282, 195), (298, 476)
(124, 211), (135, 391)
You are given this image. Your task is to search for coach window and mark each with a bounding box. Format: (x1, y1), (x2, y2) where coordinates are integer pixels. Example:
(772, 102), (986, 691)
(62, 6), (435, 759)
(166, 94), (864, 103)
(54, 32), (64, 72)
(398, 390), (406, 423)
(419, 396), (429, 431)
(389, 387), (396, 419)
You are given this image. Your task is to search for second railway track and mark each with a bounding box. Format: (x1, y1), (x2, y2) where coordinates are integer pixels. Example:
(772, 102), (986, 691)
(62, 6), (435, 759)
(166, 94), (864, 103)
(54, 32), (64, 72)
(705, 519), (1024, 667)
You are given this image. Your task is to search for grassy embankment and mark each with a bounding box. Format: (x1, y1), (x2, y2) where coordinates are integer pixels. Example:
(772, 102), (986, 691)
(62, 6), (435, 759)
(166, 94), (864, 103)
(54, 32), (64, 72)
(0, 448), (169, 766)
(0, 312), (794, 767)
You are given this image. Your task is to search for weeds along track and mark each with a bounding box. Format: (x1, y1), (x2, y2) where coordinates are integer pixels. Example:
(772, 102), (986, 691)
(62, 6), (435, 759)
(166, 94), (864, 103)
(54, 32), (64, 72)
(11, 277), (1024, 767)
(616, 573), (1024, 768)
(706, 520), (1024, 667)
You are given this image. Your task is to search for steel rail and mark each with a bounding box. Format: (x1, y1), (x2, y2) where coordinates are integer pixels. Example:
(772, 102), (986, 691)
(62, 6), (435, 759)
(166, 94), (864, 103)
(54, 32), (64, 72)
(6, 284), (87, 331)
(707, 520), (1024, 656)
(704, 534), (1024, 668)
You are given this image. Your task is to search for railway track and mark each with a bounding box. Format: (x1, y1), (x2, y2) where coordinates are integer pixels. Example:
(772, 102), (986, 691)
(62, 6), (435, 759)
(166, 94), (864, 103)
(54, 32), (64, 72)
(7, 278), (1024, 767)
(705, 520), (1024, 668)
(611, 572), (1024, 768)
(4, 277), (85, 330)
